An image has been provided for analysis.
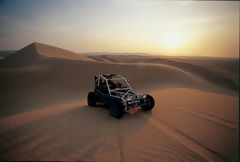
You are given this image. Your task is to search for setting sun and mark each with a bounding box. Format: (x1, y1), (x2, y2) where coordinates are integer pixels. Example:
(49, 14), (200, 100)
(164, 32), (183, 50)
(160, 31), (186, 53)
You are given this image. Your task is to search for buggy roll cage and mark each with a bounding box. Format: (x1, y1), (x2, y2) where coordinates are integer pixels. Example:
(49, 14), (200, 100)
(94, 74), (138, 101)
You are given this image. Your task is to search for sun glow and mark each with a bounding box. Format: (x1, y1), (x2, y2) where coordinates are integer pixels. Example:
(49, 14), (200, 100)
(163, 32), (184, 50)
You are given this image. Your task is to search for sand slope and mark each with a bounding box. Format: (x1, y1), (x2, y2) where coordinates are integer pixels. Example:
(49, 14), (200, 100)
(0, 43), (238, 161)
(0, 89), (238, 161)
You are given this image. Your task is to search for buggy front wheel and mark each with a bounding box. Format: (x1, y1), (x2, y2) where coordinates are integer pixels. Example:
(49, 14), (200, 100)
(142, 95), (155, 111)
(87, 92), (98, 106)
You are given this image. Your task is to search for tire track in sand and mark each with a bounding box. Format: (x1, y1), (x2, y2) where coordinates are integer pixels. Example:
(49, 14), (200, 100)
(167, 103), (237, 130)
(146, 115), (229, 162)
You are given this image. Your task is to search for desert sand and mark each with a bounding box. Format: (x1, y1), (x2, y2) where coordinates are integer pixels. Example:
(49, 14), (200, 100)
(0, 42), (239, 161)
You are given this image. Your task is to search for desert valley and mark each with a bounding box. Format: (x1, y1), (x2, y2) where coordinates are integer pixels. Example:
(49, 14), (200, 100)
(0, 42), (238, 161)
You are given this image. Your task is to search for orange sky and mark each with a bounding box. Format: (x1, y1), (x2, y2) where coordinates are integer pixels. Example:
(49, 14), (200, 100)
(0, 0), (239, 57)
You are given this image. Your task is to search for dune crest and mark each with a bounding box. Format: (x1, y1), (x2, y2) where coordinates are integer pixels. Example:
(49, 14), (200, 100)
(34, 42), (93, 61)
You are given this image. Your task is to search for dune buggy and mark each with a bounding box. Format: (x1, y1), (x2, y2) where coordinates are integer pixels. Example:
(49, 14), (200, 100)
(87, 74), (155, 118)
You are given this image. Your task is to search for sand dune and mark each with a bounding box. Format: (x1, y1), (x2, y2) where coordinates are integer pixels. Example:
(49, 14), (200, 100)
(0, 42), (238, 161)
(88, 55), (239, 91)
(1, 42), (93, 67)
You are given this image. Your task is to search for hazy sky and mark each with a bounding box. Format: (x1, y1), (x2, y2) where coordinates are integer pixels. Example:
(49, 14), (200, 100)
(0, 0), (239, 57)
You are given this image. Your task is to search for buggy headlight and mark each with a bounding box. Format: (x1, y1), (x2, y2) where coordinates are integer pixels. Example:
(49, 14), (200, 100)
(142, 94), (147, 98)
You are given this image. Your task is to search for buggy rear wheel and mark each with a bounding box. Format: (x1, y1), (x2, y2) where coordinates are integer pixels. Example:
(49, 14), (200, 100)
(87, 92), (98, 106)
(109, 102), (123, 119)
(142, 95), (155, 111)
